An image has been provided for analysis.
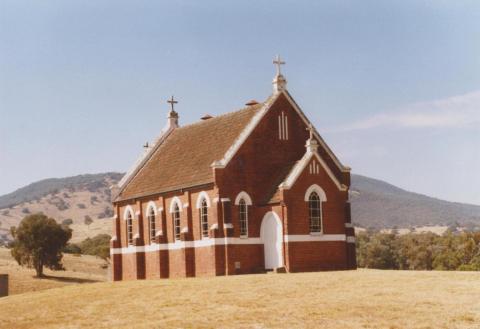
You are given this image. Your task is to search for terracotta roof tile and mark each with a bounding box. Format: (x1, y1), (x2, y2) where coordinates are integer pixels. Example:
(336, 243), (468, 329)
(119, 103), (264, 200)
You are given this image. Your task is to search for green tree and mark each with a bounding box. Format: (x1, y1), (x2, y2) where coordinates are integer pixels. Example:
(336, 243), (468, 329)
(10, 213), (72, 277)
(84, 215), (93, 229)
(79, 234), (111, 262)
(62, 218), (73, 227)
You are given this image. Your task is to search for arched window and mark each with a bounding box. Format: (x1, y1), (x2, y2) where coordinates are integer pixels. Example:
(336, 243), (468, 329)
(172, 203), (181, 240)
(309, 192), (322, 233)
(200, 199), (209, 238)
(147, 206), (156, 244)
(239, 199), (248, 237)
(126, 211), (133, 245)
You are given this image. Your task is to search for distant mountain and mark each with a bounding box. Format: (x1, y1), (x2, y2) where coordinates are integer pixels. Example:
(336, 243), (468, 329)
(0, 173), (123, 244)
(350, 174), (480, 229)
(1, 172), (479, 245)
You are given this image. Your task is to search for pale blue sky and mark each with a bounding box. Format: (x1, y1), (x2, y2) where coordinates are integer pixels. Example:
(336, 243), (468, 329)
(1, 0), (479, 204)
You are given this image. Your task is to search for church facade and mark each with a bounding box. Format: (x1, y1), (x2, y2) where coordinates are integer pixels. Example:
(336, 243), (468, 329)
(110, 59), (356, 280)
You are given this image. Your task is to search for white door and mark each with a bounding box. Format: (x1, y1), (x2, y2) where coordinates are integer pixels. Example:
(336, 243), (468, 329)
(260, 212), (284, 269)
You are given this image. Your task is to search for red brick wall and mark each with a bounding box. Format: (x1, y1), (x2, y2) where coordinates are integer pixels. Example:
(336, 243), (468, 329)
(286, 241), (348, 272)
(283, 157), (349, 236)
(144, 251), (160, 279)
(112, 92), (355, 280)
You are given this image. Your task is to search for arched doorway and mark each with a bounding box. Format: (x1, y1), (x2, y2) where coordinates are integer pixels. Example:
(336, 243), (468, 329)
(260, 211), (283, 270)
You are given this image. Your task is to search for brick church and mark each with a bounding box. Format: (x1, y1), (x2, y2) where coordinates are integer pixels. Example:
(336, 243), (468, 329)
(110, 57), (356, 280)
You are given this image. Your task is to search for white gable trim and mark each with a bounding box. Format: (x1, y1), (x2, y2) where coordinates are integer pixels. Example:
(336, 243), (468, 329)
(213, 90), (349, 174)
(281, 90), (349, 173)
(212, 94), (279, 169)
(195, 191), (212, 209)
(234, 191), (253, 205)
(169, 197), (183, 213)
(304, 184), (327, 202)
(115, 125), (176, 199)
(123, 205), (135, 220)
(280, 152), (347, 191)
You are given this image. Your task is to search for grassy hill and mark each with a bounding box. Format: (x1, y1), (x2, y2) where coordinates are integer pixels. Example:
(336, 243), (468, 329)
(0, 247), (107, 295)
(0, 270), (479, 328)
(0, 173), (122, 243)
(350, 174), (480, 229)
(1, 172), (480, 244)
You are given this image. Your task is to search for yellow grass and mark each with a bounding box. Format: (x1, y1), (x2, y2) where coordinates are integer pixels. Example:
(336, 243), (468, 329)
(0, 247), (107, 295)
(0, 269), (479, 328)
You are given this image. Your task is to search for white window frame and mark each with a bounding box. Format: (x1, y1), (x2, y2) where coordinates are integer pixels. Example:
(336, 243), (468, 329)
(239, 198), (249, 238)
(145, 201), (157, 244)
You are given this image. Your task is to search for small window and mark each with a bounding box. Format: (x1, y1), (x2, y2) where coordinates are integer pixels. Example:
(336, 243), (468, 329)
(200, 199), (209, 238)
(147, 207), (156, 244)
(126, 212), (133, 245)
(239, 199), (248, 237)
(309, 192), (322, 233)
(173, 203), (181, 240)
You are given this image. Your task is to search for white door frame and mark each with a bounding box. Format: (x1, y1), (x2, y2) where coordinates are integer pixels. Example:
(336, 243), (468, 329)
(260, 211), (284, 269)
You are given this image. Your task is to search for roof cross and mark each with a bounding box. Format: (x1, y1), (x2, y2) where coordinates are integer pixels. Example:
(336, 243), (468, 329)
(306, 123), (314, 140)
(167, 95), (178, 112)
(273, 55), (285, 75)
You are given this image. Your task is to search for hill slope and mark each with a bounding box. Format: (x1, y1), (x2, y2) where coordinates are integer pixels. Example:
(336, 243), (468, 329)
(0, 172), (479, 242)
(350, 174), (480, 229)
(0, 173), (122, 243)
(0, 270), (479, 328)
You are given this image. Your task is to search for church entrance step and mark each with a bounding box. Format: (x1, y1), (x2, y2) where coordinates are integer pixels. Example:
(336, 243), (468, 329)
(265, 267), (287, 274)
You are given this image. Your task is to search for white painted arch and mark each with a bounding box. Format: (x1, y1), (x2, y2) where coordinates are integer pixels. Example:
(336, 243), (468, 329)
(260, 211), (284, 269)
(195, 191), (212, 209)
(169, 197), (183, 213)
(234, 191), (253, 205)
(123, 205), (135, 220)
(304, 184), (327, 202)
(145, 201), (157, 216)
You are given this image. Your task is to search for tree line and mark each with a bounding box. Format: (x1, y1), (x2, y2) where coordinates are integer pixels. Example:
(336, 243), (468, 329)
(356, 230), (480, 271)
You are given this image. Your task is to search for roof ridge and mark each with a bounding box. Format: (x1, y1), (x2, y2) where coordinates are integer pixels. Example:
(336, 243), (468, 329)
(175, 101), (266, 131)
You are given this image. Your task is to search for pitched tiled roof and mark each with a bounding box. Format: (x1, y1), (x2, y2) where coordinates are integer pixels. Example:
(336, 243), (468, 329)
(263, 161), (299, 204)
(117, 103), (265, 201)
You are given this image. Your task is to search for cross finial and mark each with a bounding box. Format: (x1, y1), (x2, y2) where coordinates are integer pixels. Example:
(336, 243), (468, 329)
(143, 141), (149, 149)
(306, 123), (314, 140)
(273, 54), (285, 75)
(167, 95), (178, 112)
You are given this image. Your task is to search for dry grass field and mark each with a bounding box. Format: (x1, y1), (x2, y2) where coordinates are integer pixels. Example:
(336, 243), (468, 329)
(0, 247), (107, 295)
(0, 268), (479, 329)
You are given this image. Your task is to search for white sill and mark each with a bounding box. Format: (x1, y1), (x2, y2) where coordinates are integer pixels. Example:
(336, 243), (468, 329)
(310, 232), (323, 236)
(201, 236), (211, 240)
(239, 235), (249, 239)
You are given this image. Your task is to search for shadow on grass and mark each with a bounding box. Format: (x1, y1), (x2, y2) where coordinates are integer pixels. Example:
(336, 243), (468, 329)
(39, 275), (101, 284)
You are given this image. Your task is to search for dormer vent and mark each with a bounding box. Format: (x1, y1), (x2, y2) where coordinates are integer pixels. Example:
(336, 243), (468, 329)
(201, 114), (214, 120)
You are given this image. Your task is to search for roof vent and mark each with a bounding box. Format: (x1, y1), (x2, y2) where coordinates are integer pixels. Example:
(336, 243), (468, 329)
(245, 100), (259, 106)
(201, 114), (213, 120)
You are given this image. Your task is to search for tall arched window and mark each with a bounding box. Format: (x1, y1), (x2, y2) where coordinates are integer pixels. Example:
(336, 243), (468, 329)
(239, 199), (248, 237)
(126, 211), (133, 245)
(147, 206), (156, 244)
(200, 199), (209, 238)
(309, 192), (322, 233)
(172, 203), (181, 241)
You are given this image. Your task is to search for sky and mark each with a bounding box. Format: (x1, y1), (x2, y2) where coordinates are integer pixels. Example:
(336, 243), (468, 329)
(0, 0), (479, 205)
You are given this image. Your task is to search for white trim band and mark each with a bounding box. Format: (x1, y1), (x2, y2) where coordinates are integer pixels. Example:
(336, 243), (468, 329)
(284, 234), (346, 242)
(111, 234), (349, 254)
